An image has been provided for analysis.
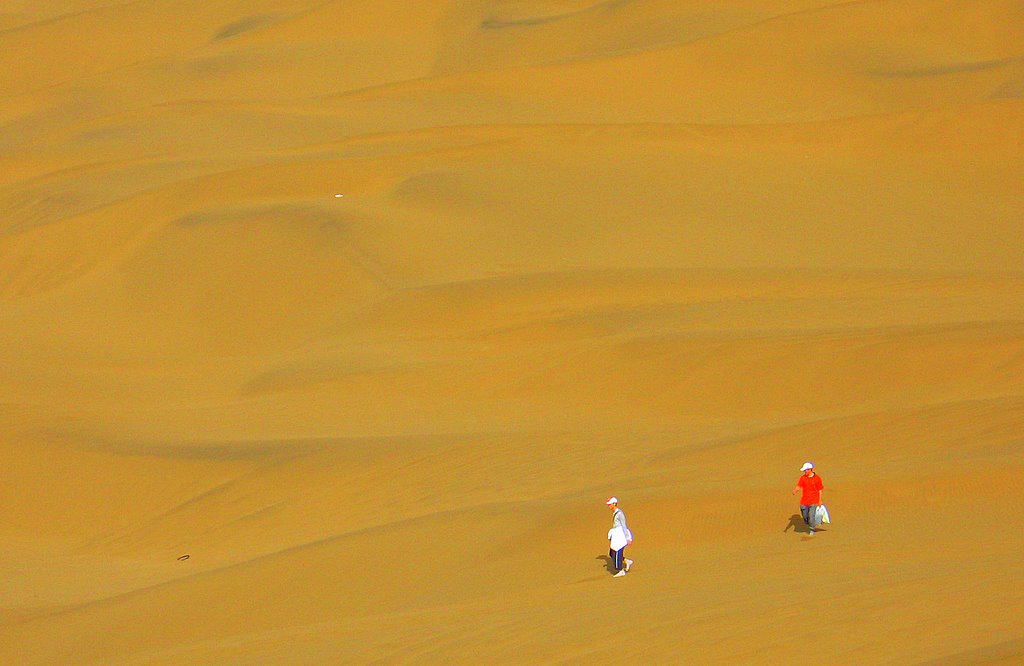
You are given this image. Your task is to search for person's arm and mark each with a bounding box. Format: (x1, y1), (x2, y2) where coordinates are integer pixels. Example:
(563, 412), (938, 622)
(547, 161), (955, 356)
(792, 485), (801, 495)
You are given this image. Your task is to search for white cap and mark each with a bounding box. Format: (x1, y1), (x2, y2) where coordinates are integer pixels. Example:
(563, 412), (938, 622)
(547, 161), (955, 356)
(800, 462), (814, 471)
(605, 496), (619, 505)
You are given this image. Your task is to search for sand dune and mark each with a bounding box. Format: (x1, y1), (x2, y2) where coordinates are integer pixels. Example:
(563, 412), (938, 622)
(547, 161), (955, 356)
(2, 1), (1023, 663)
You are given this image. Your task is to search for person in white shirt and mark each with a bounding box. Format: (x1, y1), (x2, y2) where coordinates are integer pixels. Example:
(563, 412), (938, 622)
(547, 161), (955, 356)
(606, 497), (634, 577)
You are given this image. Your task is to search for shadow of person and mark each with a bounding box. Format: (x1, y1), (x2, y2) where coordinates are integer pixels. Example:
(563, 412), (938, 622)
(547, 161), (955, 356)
(595, 554), (614, 574)
(784, 513), (808, 533)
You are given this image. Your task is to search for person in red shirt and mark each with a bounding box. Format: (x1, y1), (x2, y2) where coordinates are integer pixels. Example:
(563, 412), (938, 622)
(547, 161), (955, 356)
(792, 462), (824, 536)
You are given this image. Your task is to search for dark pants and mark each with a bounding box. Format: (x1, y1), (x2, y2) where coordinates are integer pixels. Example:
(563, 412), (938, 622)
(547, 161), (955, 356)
(800, 504), (817, 533)
(610, 547), (625, 571)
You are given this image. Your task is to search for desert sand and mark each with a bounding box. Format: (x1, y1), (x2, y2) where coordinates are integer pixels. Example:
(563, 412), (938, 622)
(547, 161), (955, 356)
(1, 1), (1023, 663)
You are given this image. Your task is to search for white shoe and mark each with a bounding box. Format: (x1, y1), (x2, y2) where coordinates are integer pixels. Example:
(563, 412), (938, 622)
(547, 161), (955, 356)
(613, 570), (627, 577)
(624, 559), (634, 572)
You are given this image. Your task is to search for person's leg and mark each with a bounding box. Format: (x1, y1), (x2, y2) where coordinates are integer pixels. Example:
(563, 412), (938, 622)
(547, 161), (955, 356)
(800, 504), (814, 533)
(612, 547), (624, 574)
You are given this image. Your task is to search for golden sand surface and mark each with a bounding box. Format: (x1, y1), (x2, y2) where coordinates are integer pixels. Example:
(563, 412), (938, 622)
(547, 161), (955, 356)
(2, 1), (1023, 663)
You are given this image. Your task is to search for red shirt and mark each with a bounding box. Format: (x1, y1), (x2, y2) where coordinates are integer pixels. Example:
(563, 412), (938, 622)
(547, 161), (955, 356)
(797, 473), (823, 505)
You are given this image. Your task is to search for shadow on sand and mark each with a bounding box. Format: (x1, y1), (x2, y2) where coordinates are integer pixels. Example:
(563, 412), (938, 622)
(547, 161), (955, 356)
(784, 513), (827, 535)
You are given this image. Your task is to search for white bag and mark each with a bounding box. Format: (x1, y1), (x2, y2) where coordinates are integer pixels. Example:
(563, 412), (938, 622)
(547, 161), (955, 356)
(608, 526), (629, 551)
(817, 504), (831, 525)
